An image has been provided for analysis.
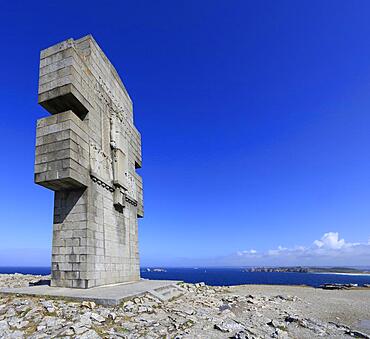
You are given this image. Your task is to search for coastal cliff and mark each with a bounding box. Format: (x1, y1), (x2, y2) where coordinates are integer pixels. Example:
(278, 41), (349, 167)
(0, 274), (369, 338)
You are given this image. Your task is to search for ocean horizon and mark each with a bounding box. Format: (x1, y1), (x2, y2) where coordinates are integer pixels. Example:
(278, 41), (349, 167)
(1, 266), (370, 288)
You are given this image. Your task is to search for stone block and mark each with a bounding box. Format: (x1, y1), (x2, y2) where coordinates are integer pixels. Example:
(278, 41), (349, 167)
(34, 111), (89, 190)
(112, 149), (128, 189)
(38, 46), (92, 119)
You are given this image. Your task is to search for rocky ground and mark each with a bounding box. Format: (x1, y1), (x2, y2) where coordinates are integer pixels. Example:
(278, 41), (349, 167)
(0, 274), (369, 338)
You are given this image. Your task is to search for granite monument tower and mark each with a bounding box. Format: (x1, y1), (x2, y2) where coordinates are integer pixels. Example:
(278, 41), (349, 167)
(34, 35), (143, 288)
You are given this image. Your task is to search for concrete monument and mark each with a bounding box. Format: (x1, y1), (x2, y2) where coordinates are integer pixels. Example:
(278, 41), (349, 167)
(34, 35), (143, 288)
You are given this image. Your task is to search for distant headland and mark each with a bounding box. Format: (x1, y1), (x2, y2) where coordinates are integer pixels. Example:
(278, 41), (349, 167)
(243, 266), (370, 275)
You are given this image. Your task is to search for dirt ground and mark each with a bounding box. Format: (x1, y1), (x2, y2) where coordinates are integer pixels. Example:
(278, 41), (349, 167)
(232, 284), (370, 335)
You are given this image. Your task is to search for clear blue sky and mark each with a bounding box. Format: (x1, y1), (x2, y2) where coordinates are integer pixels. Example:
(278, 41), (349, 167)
(0, 0), (369, 267)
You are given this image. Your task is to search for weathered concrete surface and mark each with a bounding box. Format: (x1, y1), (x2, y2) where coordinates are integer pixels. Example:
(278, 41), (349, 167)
(0, 279), (182, 306)
(34, 35), (143, 288)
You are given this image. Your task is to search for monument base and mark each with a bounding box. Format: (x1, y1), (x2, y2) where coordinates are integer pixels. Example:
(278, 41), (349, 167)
(0, 279), (183, 306)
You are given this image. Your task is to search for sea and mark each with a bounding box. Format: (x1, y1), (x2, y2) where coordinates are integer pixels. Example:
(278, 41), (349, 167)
(1, 267), (370, 287)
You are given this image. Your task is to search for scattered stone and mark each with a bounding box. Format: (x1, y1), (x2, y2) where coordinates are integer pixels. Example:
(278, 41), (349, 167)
(320, 283), (359, 290)
(219, 303), (232, 312)
(12, 320), (29, 329)
(5, 307), (16, 317)
(231, 331), (249, 339)
(7, 330), (24, 338)
(0, 275), (368, 338)
(195, 282), (206, 288)
(285, 315), (300, 323)
(0, 274), (50, 288)
(76, 329), (101, 339)
(108, 312), (117, 320)
(123, 300), (135, 311)
(173, 306), (194, 315)
(90, 312), (105, 323)
(0, 320), (10, 336)
(72, 323), (89, 335)
(41, 300), (55, 313)
(267, 319), (287, 330)
(345, 329), (370, 339)
(64, 327), (74, 336)
(214, 319), (245, 332)
(81, 301), (96, 309)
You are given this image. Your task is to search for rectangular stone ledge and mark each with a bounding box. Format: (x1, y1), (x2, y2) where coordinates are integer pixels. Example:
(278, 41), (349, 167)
(35, 111), (89, 191)
(35, 168), (88, 191)
(38, 84), (90, 119)
(38, 42), (94, 118)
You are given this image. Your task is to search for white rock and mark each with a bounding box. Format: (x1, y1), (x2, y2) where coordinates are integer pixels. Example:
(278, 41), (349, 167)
(90, 312), (105, 323)
(0, 320), (9, 336)
(6, 330), (24, 338)
(64, 328), (75, 336)
(5, 307), (16, 317)
(36, 325), (47, 331)
(108, 312), (117, 320)
(81, 301), (96, 309)
(41, 300), (55, 313)
(72, 324), (89, 335)
(75, 313), (92, 328)
(14, 320), (29, 329)
(76, 329), (101, 338)
(214, 319), (245, 333)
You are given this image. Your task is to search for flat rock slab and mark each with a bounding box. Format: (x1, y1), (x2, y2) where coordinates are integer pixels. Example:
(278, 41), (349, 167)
(0, 279), (182, 305)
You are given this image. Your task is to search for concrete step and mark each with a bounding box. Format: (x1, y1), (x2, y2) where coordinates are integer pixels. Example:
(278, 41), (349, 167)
(0, 279), (183, 306)
(149, 283), (184, 302)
